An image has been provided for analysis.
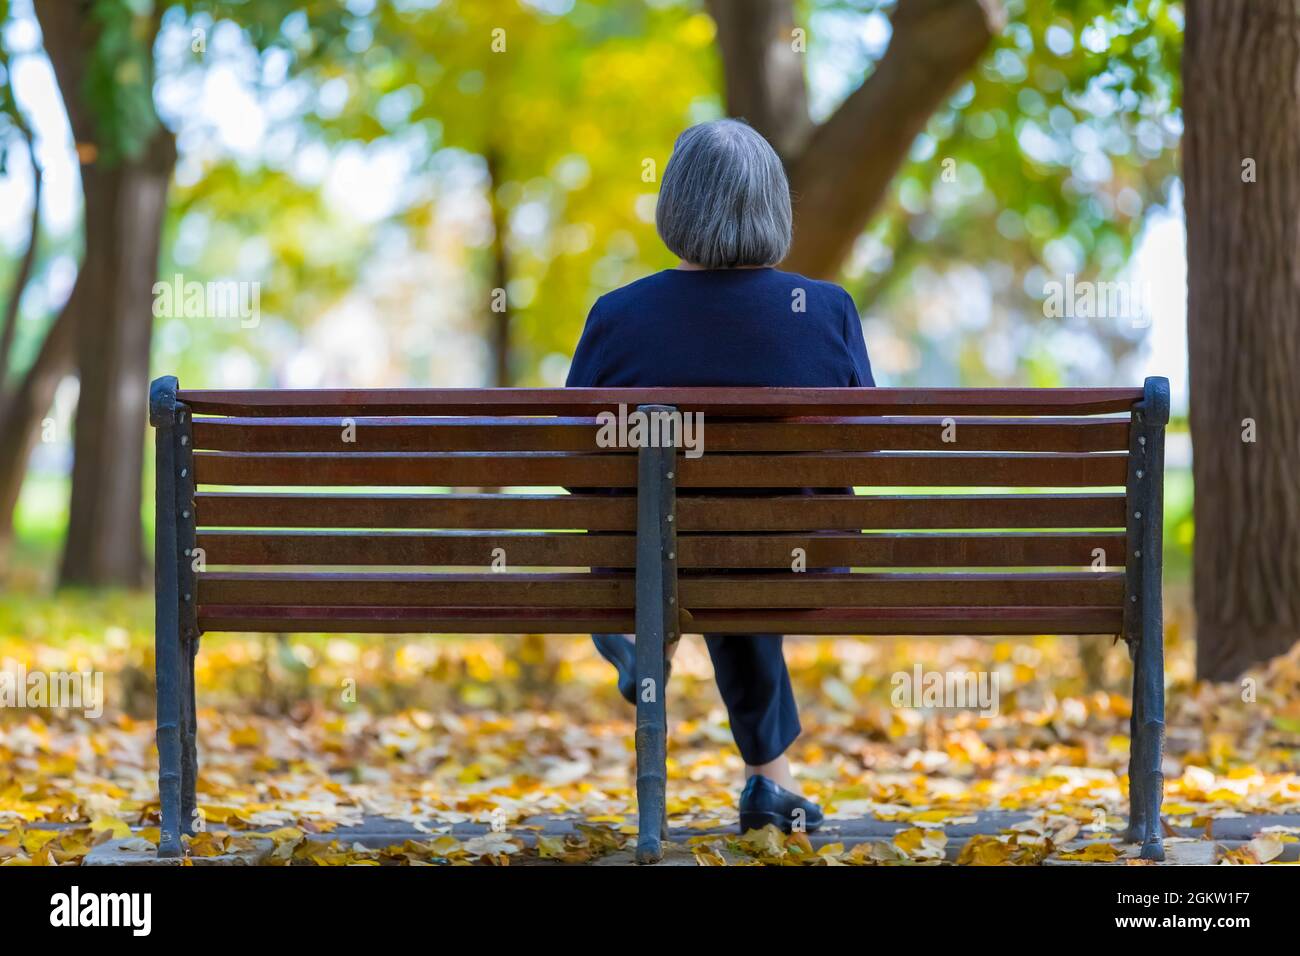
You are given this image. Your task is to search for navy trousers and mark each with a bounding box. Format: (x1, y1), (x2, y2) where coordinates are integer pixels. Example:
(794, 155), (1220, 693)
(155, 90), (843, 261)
(702, 633), (801, 766)
(596, 632), (801, 766)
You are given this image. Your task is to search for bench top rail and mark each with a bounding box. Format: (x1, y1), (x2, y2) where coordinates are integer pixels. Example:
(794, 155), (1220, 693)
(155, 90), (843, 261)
(177, 386), (1144, 417)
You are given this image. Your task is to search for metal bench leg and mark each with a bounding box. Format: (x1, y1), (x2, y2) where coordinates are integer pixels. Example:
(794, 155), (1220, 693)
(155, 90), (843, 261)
(1123, 641), (1145, 844)
(1135, 621), (1165, 861)
(181, 637), (198, 834)
(154, 617), (184, 857)
(1122, 636), (1165, 860)
(1134, 379), (1168, 861)
(174, 406), (200, 838)
(1119, 378), (1168, 861)
(150, 376), (185, 859)
(634, 634), (667, 864)
(633, 406), (677, 865)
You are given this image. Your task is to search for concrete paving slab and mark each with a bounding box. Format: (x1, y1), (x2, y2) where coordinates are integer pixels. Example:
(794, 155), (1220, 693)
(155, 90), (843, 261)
(1043, 838), (1219, 866)
(84, 835), (273, 866)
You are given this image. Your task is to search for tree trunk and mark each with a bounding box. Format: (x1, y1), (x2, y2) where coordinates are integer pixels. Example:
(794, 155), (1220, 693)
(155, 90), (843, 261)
(0, 119), (41, 381)
(707, 0), (1003, 279)
(785, 0), (1002, 276)
(0, 110), (59, 578)
(0, 302), (76, 577)
(58, 128), (175, 587)
(1185, 0), (1300, 679)
(32, 0), (175, 587)
(486, 147), (511, 387)
(706, 0), (812, 164)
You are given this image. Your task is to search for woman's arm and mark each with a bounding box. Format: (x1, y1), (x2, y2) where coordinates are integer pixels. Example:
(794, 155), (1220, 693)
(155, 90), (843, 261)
(841, 290), (875, 388)
(566, 298), (611, 498)
(566, 297), (609, 388)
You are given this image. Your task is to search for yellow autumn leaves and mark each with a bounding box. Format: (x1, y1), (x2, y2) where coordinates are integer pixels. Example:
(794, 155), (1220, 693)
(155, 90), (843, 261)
(1, 597), (1299, 866)
(684, 818), (1120, 867)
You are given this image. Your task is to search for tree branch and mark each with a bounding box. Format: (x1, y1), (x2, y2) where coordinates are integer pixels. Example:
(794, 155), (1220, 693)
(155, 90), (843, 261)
(783, 0), (1003, 277)
(0, 116), (41, 387)
(0, 280), (77, 567)
(705, 0), (813, 163)
(32, 0), (96, 145)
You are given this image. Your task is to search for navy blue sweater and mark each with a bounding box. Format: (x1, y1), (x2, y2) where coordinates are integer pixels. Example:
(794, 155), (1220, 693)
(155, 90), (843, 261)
(565, 267), (874, 389)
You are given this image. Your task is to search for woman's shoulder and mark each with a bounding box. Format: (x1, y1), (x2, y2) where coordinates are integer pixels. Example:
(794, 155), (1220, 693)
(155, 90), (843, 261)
(599, 267), (853, 299)
(766, 269), (856, 306)
(583, 272), (675, 326)
(595, 269), (679, 309)
(592, 268), (856, 328)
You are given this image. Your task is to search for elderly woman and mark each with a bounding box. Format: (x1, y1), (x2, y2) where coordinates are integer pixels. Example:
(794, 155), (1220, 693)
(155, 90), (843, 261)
(566, 119), (874, 833)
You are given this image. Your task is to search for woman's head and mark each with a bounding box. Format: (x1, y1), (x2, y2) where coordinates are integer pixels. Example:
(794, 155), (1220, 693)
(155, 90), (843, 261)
(655, 119), (792, 270)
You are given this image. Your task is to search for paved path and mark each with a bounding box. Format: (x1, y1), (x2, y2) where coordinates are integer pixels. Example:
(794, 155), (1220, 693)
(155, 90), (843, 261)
(327, 809), (1300, 845)
(72, 811), (1300, 865)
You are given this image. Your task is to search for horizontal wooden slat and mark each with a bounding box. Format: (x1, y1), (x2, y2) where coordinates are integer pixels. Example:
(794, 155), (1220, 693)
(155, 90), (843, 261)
(200, 571), (632, 608)
(722, 417), (1131, 452)
(678, 531), (1125, 568)
(679, 572), (1123, 607)
(678, 452), (1127, 487)
(190, 415), (1131, 453)
(197, 571), (1123, 609)
(192, 451), (1127, 488)
(195, 605), (1121, 635)
(194, 451), (634, 487)
(676, 494), (1127, 531)
(195, 492), (1126, 532)
(195, 530), (1127, 568)
(684, 607), (1123, 635)
(198, 606), (635, 634)
(193, 417), (614, 453)
(196, 493), (638, 530)
(199, 530), (634, 567)
(177, 386), (1143, 417)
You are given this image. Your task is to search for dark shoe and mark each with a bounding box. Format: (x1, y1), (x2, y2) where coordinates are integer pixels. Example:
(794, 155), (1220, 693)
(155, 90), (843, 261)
(592, 634), (671, 705)
(738, 775), (823, 834)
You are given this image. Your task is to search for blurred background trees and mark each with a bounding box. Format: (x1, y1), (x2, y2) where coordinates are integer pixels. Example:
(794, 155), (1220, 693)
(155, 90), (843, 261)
(0, 0), (1291, 678)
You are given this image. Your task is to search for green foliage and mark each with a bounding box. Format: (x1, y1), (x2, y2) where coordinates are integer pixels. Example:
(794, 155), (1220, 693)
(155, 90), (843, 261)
(176, 0), (353, 68)
(304, 0), (1182, 384)
(5, 0), (1186, 391)
(79, 0), (357, 163)
(839, 0), (1182, 384)
(137, 0), (717, 385)
(83, 0), (163, 163)
(916, 0), (1179, 277)
(0, 0), (22, 176)
(157, 160), (377, 385)
(297, 0), (719, 381)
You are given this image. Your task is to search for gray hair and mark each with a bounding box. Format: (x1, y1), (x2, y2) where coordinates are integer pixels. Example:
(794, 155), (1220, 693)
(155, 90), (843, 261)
(655, 119), (792, 269)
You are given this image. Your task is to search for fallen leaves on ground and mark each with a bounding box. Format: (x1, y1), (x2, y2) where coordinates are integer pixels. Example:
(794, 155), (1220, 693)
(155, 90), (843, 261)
(1, 592), (1298, 865)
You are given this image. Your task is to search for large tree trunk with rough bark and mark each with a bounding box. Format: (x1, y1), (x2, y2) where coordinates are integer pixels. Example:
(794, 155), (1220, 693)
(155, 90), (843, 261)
(1185, 0), (1300, 679)
(58, 129), (175, 587)
(31, 0), (175, 587)
(707, 0), (1004, 278)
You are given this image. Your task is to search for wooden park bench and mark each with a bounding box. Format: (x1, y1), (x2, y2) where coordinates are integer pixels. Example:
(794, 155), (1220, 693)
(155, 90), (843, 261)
(148, 375), (1169, 863)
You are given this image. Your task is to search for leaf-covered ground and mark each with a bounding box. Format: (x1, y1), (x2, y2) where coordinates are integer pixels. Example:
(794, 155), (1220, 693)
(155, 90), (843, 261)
(1, 591), (1298, 865)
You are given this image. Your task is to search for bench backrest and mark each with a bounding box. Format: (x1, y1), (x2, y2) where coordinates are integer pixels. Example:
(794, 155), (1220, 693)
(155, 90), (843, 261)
(149, 379), (1168, 640)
